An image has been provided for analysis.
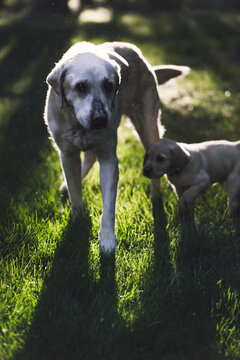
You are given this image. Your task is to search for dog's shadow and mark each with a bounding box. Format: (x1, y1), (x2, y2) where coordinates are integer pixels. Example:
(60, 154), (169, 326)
(151, 193), (171, 273)
(16, 210), (117, 360)
(134, 199), (222, 358)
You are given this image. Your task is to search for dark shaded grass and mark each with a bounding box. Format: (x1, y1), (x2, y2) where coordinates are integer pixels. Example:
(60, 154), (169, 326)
(0, 14), (77, 218)
(0, 15), (76, 289)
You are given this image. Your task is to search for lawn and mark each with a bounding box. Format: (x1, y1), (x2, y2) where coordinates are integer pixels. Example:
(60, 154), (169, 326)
(0, 7), (240, 360)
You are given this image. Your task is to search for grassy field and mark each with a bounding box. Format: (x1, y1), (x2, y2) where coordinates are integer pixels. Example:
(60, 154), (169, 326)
(0, 8), (240, 360)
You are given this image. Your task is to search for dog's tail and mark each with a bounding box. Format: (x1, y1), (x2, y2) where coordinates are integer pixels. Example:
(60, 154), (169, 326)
(153, 65), (190, 85)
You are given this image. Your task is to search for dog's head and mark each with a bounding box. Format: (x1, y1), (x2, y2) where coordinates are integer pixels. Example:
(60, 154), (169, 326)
(46, 47), (121, 130)
(143, 138), (190, 178)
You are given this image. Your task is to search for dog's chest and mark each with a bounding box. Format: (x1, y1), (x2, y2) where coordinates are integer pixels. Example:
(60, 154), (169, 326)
(64, 124), (107, 151)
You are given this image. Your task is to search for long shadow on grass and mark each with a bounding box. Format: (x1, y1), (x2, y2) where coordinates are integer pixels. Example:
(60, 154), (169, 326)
(151, 193), (170, 273)
(16, 213), (120, 360)
(158, 213), (240, 360)
(124, 205), (223, 359)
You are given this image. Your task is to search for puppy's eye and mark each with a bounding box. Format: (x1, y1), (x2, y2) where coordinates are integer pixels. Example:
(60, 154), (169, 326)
(103, 79), (113, 93)
(156, 154), (165, 162)
(75, 81), (88, 94)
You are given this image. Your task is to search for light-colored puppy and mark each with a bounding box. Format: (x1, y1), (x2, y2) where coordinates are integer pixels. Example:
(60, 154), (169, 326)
(143, 138), (240, 217)
(45, 41), (190, 254)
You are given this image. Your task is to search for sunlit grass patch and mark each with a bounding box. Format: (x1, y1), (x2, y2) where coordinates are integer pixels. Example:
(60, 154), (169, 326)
(0, 205), (68, 359)
(0, 131), (68, 359)
(160, 68), (236, 119)
(214, 285), (240, 359)
(116, 249), (153, 326)
(79, 7), (113, 24)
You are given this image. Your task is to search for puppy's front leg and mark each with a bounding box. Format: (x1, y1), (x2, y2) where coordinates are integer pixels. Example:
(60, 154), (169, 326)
(179, 195), (194, 219)
(179, 181), (209, 218)
(60, 151), (83, 220)
(98, 152), (119, 255)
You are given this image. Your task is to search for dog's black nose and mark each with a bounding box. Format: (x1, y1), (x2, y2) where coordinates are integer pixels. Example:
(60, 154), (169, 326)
(90, 100), (108, 129)
(143, 165), (152, 177)
(90, 114), (108, 129)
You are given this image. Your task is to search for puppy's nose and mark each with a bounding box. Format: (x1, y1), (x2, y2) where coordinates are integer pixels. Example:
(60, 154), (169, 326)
(90, 114), (108, 129)
(143, 165), (152, 177)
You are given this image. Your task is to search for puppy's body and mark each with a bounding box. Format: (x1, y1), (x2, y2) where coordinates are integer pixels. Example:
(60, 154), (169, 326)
(143, 138), (240, 216)
(45, 41), (189, 253)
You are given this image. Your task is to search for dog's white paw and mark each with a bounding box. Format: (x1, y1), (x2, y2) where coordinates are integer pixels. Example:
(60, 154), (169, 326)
(99, 231), (117, 255)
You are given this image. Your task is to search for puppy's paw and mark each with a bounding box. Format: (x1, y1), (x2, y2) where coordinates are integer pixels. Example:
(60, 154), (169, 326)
(99, 231), (117, 255)
(179, 196), (188, 215)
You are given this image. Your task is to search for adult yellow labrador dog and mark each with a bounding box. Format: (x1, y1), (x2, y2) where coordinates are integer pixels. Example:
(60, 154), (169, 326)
(45, 41), (189, 254)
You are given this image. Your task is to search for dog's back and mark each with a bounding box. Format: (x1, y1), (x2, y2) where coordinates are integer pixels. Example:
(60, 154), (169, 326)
(100, 42), (158, 113)
(183, 140), (240, 183)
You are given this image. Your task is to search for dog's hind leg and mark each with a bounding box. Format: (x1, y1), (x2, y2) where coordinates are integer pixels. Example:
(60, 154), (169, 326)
(127, 89), (163, 196)
(128, 98), (163, 149)
(81, 151), (96, 180)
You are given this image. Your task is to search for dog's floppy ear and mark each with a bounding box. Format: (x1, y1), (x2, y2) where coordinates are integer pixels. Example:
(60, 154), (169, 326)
(169, 142), (190, 174)
(47, 65), (68, 109)
(153, 65), (190, 85)
(46, 63), (67, 94)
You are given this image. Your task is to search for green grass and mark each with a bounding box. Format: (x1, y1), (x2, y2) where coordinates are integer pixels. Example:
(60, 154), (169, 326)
(0, 8), (240, 360)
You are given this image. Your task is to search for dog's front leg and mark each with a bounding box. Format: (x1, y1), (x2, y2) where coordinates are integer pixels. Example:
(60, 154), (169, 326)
(97, 150), (119, 255)
(60, 151), (83, 220)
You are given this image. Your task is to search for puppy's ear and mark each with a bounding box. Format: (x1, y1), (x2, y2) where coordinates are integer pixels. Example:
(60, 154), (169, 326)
(153, 65), (190, 85)
(46, 65), (67, 109)
(169, 143), (190, 172)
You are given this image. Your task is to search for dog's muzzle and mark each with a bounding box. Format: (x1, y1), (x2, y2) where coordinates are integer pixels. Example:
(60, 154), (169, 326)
(90, 100), (108, 129)
(143, 165), (152, 178)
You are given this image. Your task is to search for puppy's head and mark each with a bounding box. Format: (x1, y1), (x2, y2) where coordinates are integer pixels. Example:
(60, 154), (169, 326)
(143, 138), (190, 178)
(47, 49), (121, 130)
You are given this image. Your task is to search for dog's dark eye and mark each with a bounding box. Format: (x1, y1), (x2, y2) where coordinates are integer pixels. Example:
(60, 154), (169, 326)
(75, 81), (88, 94)
(156, 154), (165, 162)
(103, 79), (113, 94)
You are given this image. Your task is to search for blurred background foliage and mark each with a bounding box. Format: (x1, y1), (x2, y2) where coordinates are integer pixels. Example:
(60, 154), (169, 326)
(1, 0), (240, 14)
